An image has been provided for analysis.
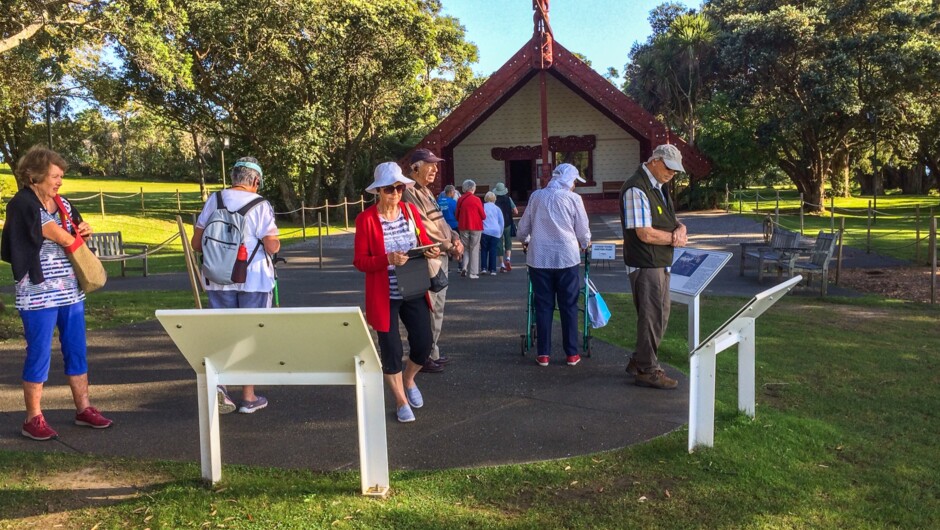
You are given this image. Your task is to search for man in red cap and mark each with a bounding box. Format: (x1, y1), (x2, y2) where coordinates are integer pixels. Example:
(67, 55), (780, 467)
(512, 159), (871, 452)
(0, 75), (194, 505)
(402, 149), (464, 373)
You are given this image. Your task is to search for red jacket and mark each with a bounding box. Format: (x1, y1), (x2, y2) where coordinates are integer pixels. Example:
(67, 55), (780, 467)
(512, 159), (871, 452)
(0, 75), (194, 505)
(456, 193), (485, 231)
(353, 202), (433, 332)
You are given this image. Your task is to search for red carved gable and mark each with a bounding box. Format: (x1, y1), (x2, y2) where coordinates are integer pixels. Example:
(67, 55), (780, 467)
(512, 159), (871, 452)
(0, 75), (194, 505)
(401, 35), (711, 187)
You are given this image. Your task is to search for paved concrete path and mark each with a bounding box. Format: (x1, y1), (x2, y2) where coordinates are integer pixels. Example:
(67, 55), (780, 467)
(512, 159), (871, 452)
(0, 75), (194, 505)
(0, 212), (905, 472)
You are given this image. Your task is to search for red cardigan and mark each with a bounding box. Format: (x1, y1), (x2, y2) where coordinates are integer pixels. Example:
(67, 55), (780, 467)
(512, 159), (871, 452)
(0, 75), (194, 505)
(353, 202), (433, 332)
(456, 193), (485, 231)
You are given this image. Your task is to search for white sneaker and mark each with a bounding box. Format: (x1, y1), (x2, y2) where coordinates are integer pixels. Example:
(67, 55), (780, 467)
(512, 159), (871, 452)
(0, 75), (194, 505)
(469, 274), (479, 279)
(490, 272), (497, 276)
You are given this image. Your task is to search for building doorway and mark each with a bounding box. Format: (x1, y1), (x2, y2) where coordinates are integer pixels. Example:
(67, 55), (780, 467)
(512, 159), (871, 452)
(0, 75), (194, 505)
(508, 159), (535, 203)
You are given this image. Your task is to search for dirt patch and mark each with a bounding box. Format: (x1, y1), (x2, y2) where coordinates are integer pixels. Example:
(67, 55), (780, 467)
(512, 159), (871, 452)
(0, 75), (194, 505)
(4, 466), (169, 528)
(837, 266), (939, 303)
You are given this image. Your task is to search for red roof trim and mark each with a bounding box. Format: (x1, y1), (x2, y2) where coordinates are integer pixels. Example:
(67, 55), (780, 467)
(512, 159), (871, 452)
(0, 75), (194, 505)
(402, 36), (711, 180)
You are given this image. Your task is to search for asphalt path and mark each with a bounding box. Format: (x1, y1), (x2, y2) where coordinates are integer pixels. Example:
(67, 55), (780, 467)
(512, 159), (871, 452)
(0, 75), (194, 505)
(0, 212), (906, 472)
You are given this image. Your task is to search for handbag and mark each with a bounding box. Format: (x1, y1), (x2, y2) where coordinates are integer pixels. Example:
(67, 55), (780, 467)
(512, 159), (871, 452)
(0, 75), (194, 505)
(394, 254), (430, 300)
(586, 279), (611, 328)
(428, 257), (448, 293)
(55, 196), (107, 293)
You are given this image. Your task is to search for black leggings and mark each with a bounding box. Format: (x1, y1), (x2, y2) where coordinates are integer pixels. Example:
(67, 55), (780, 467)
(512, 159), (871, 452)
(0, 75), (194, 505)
(376, 297), (433, 374)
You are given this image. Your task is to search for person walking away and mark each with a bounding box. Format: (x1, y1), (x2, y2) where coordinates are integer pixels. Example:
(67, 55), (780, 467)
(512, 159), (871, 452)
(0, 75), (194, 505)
(436, 185), (459, 231)
(456, 180), (485, 279)
(492, 182), (518, 272)
(516, 164), (591, 367)
(402, 149), (464, 373)
(1, 146), (114, 440)
(480, 192), (504, 275)
(354, 162), (441, 422)
(619, 144), (688, 390)
(191, 157), (281, 412)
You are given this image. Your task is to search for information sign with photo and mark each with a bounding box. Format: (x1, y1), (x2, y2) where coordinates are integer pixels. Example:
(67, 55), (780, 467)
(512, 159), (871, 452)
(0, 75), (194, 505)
(669, 248), (733, 298)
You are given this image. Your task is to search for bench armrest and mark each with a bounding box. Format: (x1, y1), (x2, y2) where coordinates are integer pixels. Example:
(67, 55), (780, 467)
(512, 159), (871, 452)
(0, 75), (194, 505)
(123, 244), (149, 254)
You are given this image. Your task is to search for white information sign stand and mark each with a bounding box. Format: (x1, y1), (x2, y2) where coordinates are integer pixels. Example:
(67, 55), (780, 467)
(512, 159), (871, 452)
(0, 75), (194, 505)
(687, 276), (801, 452)
(156, 307), (390, 497)
(669, 248), (733, 352)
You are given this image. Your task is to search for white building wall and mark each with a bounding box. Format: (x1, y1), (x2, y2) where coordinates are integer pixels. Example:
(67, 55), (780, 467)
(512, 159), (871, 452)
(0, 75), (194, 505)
(452, 74), (640, 194)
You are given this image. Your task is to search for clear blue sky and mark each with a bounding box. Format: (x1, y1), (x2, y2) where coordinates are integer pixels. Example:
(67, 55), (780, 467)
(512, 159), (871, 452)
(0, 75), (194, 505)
(440, 0), (682, 83)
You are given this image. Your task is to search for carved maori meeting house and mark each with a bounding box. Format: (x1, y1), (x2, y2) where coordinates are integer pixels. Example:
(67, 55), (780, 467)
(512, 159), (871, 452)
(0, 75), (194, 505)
(401, 1), (710, 213)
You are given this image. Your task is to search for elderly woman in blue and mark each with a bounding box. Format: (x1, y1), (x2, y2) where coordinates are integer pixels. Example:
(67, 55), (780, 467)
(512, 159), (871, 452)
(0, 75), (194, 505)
(0, 146), (114, 441)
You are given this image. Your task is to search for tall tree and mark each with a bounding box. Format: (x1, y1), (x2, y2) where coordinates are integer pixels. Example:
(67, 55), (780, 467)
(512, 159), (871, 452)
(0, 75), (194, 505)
(109, 0), (476, 209)
(625, 7), (718, 146)
(706, 0), (939, 211)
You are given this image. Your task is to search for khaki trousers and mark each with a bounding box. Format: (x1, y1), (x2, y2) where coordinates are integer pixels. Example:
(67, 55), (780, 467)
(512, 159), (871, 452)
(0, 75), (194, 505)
(628, 268), (671, 373)
(428, 257), (448, 360)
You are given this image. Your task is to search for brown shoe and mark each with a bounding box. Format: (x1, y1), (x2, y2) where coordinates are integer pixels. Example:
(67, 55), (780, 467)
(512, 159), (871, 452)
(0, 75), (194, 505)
(420, 359), (445, 374)
(635, 369), (678, 390)
(625, 358), (638, 376)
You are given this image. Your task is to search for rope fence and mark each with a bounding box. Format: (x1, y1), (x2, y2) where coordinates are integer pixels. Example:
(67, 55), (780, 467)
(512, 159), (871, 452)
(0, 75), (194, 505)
(65, 188), (373, 240)
(49, 188), (378, 274)
(733, 187), (938, 304)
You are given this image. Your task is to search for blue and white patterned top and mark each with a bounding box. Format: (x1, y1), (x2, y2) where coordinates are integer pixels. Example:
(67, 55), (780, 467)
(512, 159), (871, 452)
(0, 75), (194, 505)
(381, 210), (418, 300)
(15, 199), (84, 310)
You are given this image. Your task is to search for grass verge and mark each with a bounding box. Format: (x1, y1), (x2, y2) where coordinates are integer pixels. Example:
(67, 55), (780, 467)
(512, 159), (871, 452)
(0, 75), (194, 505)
(1, 294), (937, 528)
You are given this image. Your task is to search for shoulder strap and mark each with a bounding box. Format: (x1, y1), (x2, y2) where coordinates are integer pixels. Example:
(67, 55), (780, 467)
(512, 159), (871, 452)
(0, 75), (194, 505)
(53, 195), (73, 233)
(237, 196), (267, 216)
(215, 191), (226, 211)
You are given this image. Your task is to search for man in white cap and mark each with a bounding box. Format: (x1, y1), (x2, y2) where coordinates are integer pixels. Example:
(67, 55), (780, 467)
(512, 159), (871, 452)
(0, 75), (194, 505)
(619, 144), (688, 390)
(402, 148), (464, 373)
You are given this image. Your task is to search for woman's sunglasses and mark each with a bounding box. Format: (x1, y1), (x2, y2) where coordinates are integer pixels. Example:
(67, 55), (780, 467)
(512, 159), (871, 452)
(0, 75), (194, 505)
(381, 184), (406, 194)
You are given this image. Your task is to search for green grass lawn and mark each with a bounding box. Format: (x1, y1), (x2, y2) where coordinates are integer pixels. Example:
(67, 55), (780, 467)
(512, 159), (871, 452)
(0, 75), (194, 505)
(729, 188), (940, 264)
(1, 294), (937, 528)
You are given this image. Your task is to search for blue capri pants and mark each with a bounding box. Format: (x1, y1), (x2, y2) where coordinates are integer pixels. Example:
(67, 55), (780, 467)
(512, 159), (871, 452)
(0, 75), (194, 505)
(19, 301), (88, 383)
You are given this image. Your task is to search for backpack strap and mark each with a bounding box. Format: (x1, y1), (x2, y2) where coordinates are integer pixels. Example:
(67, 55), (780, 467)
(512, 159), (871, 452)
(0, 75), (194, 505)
(247, 240), (264, 264)
(237, 196), (268, 216)
(239, 196), (269, 263)
(215, 191), (226, 211)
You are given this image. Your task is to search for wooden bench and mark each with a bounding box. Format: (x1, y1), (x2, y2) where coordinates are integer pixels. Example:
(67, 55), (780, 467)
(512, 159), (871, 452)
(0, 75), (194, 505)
(783, 230), (838, 295)
(475, 184), (490, 196)
(88, 232), (149, 277)
(739, 227), (802, 282)
(602, 181), (625, 199)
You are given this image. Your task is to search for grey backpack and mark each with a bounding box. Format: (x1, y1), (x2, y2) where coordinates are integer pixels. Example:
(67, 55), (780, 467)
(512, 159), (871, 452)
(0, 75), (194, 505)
(200, 192), (266, 285)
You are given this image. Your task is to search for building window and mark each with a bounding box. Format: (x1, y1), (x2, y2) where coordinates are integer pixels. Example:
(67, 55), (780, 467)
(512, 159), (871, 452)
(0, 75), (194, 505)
(550, 135), (596, 186)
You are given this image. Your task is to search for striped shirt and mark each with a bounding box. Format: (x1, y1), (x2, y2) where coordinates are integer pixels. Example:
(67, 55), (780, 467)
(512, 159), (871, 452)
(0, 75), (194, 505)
(381, 210), (418, 300)
(15, 201), (85, 310)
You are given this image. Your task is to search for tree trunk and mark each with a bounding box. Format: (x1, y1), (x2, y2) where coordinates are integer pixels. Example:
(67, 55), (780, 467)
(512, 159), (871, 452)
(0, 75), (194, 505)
(898, 164), (926, 195)
(830, 148), (851, 198)
(190, 129), (208, 202)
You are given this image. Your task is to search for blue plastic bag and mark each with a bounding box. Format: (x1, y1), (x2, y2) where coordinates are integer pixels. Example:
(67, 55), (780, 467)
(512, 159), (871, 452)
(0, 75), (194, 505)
(587, 279), (611, 328)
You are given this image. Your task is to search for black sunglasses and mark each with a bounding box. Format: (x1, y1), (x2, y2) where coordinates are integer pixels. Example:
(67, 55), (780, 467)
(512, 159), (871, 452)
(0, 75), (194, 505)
(381, 184), (406, 194)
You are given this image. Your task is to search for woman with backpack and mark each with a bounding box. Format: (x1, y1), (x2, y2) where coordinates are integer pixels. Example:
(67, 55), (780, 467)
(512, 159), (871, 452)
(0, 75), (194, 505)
(191, 156), (281, 414)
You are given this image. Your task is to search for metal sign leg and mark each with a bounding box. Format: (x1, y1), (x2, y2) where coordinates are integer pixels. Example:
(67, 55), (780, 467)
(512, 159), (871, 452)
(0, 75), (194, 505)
(688, 344), (717, 452)
(737, 320), (756, 418)
(202, 359), (223, 483)
(354, 356), (390, 497)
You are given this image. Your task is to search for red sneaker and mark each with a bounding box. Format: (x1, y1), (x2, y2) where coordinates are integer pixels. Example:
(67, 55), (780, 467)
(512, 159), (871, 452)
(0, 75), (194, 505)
(75, 406), (113, 429)
(504, 259), (512, 272)
(567, 354), (581, 366)
(536, 355), (550, 367)
(22, 414), (58, 441)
